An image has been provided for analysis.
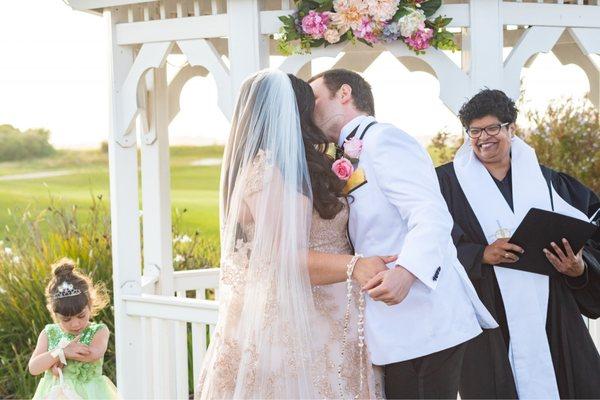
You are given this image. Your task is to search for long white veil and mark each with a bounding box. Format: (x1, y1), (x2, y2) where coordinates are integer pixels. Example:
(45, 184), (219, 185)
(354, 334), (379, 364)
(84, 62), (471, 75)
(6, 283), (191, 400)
(196, 69), (319, 399)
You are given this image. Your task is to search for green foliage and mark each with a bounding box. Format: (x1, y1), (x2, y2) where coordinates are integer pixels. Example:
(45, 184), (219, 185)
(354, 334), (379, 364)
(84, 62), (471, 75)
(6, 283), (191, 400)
(0, 125), (56, 162)
(427, 130), (463, 166)
(522, 99), (600, 194)
(419, 0), (442, 17)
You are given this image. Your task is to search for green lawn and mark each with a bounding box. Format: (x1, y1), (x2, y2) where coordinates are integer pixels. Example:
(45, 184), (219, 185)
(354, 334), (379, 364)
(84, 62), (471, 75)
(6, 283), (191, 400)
(0, 146), (224, 241)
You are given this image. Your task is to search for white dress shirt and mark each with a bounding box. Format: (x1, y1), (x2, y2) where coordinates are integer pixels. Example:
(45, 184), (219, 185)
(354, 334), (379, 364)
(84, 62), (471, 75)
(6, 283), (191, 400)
(341, 115), (497, 365)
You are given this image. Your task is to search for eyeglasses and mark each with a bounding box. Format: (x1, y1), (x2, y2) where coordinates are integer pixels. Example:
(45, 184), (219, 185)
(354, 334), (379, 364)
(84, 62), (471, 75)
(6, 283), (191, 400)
(466, 122), (509, 138)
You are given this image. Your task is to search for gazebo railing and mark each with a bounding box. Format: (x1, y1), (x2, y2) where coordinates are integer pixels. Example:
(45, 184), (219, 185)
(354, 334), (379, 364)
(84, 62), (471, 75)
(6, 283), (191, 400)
(125, 267), (220, 399)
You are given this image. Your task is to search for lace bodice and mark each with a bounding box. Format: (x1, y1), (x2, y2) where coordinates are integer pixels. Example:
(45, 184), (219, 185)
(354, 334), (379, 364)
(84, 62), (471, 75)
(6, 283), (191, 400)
(309, 201), (352, 254)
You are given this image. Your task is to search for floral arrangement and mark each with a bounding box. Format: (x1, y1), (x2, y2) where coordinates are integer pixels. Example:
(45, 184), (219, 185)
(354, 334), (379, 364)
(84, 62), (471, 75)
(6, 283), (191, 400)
(328, 136), (363, 181)
(276, 0), (457, 55)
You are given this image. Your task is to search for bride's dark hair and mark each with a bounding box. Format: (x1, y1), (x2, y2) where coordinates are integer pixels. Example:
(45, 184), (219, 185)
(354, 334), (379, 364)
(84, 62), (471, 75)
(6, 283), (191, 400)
(288, 74), (345, 220)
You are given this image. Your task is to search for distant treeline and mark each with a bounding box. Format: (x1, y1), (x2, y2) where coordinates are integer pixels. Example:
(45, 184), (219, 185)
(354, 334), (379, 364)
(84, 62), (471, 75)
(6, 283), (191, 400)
(0, 124), (55, 162)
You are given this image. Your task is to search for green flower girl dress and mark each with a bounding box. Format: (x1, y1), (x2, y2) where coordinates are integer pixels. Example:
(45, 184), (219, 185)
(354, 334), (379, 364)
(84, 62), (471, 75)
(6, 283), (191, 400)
(33, 322), (119, 399)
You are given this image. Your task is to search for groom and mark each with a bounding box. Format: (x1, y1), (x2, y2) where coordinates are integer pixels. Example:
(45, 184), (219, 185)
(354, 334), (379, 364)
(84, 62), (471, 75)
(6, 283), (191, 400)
(309, 69), (498, 399)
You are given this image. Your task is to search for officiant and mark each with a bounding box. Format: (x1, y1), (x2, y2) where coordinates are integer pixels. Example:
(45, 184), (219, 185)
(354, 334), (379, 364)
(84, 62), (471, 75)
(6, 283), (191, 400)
(436, 89), (600, 399)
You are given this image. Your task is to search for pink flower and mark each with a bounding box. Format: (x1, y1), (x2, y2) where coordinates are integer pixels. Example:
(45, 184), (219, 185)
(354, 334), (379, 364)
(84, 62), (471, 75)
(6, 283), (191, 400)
(301, 11), (330, 39)
(332, 0), (368, 32)
(353, 17), (380, 44)
(332, 158), (354, 181)
(344, 137), (363, 159)
(404, 27), (433, 51)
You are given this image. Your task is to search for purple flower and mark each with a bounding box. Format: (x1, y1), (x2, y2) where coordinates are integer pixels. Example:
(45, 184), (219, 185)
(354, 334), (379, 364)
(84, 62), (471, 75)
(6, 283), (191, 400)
(301, 11), (330, 39)
(405, 27), (433, 51)
(353, 17), (380, 44)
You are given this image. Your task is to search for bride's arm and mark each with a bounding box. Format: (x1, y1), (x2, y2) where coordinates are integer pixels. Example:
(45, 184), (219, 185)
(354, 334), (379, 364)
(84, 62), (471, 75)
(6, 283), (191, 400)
(308, 251), (395, 286)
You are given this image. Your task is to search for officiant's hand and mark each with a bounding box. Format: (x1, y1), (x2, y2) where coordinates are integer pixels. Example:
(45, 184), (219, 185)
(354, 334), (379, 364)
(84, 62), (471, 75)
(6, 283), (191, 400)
(363, 266), (416, 306)
(544, 238), (585, 277)
(353, 256), (396, 288)
(483, 238), (524, 265)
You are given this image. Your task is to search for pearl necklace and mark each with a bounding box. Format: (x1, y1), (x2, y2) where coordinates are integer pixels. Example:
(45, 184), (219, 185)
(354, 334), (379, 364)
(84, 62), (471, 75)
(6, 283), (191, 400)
(337, 254), (365, 399)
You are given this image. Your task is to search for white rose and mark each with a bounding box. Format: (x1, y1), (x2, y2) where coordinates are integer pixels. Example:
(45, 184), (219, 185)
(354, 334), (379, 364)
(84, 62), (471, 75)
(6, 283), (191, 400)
(398, 8), (426, 37)
(324, 29), (341, 44)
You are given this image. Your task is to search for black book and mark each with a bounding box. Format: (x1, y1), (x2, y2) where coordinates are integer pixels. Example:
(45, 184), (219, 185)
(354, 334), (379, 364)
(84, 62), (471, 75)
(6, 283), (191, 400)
(498, 208), (599, 276)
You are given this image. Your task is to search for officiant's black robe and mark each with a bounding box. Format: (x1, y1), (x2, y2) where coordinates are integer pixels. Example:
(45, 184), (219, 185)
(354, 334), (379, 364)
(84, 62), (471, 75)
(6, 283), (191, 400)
(436, 163), (600, 399)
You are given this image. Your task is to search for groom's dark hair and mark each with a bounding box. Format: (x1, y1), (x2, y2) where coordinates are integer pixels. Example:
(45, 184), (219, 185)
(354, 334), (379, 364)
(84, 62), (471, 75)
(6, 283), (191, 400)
(309, 69), (375, 116)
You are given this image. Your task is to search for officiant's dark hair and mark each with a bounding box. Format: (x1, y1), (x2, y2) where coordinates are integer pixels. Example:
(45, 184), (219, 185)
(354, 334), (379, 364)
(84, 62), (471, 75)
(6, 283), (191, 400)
(459, 89), (518, 128)
(288, 74), (345, 220)
(309, 69), (375, 116)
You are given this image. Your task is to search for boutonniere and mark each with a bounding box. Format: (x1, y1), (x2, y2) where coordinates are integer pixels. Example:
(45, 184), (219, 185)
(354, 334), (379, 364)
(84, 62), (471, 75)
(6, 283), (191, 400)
(331, 137), (364, 181)
(343, 137), (363, 160)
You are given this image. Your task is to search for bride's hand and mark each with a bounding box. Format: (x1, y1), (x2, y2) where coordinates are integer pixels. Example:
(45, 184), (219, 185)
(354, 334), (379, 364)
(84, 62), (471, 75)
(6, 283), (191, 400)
(353, 255), (396, 288)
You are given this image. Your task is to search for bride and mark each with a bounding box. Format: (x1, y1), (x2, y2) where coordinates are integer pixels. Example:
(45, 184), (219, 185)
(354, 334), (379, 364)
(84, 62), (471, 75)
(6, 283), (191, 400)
(195, 69), (388, 399)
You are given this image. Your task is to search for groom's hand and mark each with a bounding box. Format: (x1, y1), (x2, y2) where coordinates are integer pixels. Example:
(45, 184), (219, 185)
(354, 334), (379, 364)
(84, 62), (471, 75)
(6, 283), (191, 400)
(364, 265), (416, 306)
(353, 256), (396, 288)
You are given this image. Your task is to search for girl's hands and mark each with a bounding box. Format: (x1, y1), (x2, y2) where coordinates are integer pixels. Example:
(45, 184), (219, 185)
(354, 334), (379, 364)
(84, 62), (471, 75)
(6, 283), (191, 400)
(63, 335), (90, 361)
(51, 361), (64, 377)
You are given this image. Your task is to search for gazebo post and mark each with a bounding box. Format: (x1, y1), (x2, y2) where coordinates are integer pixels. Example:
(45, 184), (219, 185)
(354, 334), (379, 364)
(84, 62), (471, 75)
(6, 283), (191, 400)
(104, 6), (144, 397)
(463, 0), (504, 94)
(140, 65), (179, 398)
(227, 0), (269, 96)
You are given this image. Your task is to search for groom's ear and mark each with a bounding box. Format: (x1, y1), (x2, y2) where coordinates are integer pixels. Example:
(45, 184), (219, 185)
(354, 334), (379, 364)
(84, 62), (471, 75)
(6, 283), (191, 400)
(338, 84), (353, 105)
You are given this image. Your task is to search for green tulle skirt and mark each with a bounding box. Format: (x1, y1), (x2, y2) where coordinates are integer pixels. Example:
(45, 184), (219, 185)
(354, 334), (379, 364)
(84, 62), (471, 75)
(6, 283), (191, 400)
(33, 373), (119, 400)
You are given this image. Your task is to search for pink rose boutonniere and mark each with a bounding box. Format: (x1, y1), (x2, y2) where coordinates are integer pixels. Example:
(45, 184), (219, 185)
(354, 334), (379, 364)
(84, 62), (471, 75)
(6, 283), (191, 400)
(344, 137), (363, 159)
(332, 157), (354, 181)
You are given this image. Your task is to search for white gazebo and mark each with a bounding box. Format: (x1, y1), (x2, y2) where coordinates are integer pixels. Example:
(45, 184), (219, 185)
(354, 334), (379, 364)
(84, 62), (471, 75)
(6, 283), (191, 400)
(65, 0), (600, 398)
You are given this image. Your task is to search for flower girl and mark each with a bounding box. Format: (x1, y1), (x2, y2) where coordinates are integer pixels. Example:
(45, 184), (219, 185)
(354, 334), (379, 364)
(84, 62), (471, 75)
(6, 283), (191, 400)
(29, 258), (119, 399)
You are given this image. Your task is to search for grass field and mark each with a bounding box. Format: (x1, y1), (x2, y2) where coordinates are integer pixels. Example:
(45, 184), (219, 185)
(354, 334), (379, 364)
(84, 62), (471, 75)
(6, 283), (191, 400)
(0, 145), (224, 242)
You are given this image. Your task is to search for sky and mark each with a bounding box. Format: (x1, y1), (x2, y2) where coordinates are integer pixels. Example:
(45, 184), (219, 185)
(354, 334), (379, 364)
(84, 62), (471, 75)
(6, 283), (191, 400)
(0, 0), (595, 149)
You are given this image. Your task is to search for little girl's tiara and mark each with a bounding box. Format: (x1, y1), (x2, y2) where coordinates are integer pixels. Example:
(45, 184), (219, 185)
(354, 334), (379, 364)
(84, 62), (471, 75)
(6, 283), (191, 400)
(52, 281), (83, 299)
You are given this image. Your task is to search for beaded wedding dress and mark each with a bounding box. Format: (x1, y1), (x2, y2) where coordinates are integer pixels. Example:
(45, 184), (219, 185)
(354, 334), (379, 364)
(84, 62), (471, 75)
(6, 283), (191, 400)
(195, 69), (382, 399)
(310, 200), (384, 399)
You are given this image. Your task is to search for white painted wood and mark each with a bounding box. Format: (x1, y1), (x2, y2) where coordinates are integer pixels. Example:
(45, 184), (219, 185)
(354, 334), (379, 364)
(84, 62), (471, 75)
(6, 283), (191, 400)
(503, 3), (600, 28)
(463, 0), (503, 94)
(191, 289), (208, 389)
(173, 268), (220, 292)
(117, 41), (172, 145)
(150, 318), (171, 397)
(553, 40), (600, 107)
(168, 64), (209, 123)
(174, 292), (189, 399)
(68, 0), (156, 13)
(140, 317), (154, 399)
(503, 26), (565, 101)
(570, 27), (600, 55)
(140, 65), (178, 397)
(116, 14), (227, 45)
(387, 42), (471, 115)
(178, 38), (233, 118)
(227, 0), (269, 98)
(333, 50), (383, 73)
(124, 294), (220, 323)
(104, 8), (145, 397)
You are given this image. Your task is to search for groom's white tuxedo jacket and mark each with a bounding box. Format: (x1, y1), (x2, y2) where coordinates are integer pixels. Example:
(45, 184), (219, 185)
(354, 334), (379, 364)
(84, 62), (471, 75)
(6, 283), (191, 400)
(341, 116), (497, 365)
